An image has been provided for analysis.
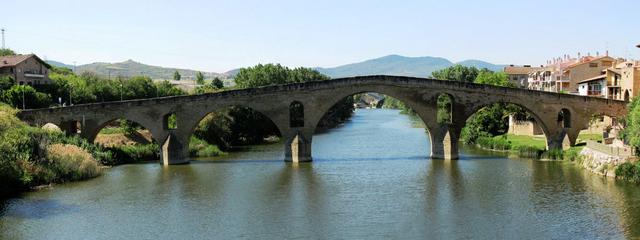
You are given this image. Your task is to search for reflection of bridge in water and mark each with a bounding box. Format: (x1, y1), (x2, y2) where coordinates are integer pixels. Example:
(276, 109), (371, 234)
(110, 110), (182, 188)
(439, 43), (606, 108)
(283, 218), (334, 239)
(18, 75), (627, 165)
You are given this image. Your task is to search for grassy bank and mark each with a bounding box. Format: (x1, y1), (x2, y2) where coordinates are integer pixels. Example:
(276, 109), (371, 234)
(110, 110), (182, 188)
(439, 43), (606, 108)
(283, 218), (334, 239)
(0, 104), (108, 197)
(474, 134), (583, 160)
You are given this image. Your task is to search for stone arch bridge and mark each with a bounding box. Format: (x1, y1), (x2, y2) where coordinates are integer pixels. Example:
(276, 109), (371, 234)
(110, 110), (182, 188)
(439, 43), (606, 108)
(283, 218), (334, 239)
(17, 75), (628, 165)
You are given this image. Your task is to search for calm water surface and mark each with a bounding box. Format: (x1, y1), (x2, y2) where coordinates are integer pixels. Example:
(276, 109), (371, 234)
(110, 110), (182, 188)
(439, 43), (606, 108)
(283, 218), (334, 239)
(2, 109), (640, 239)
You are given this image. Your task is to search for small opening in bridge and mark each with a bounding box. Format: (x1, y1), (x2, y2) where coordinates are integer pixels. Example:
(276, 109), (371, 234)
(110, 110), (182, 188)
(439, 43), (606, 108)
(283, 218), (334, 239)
(557, 109), (571, 128)
(290, 101), (304, 127)
(165, 113), (178, 130)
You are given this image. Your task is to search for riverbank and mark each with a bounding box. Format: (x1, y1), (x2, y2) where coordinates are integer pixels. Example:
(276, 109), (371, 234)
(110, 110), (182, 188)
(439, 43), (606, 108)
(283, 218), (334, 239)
(0, 104), (107, 198)
(475, 133), (640, 183)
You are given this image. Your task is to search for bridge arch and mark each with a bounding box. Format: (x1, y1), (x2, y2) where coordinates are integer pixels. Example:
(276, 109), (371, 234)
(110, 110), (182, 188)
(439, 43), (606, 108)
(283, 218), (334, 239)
(184, 104), (284, 159)
(310, 89), (435, 160)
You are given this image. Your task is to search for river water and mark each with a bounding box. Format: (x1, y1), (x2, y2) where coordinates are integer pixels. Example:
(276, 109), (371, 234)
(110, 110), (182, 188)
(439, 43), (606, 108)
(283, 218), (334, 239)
(1, 109), (640, 239)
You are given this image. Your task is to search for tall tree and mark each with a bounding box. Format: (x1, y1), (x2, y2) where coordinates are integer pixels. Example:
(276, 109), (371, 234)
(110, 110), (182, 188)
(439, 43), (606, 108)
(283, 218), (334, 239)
(431, 65), (482, 82)
(212, 77), (224, 89)
(173, 71), (181, 81)
(196, 72), (205, 85)
(0, 48), (16, 56)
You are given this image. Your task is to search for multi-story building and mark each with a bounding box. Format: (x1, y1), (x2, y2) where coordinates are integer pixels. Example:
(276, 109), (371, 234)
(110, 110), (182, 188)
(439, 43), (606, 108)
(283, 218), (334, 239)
(577, 61), (640, 101)
(504, 65), (542, 88)
(562, 56), (616, 93)
(0, 54), (52, 85)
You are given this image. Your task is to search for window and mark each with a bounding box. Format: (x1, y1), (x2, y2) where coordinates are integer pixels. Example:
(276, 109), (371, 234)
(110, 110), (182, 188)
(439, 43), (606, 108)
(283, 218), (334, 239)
(589, 63), (598, 68)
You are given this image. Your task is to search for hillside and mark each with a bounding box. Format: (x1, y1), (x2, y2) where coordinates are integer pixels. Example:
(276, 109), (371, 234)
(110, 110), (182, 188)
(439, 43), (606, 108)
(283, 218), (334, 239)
(315, 55), (505, 78)
(47, 59), (226, 80)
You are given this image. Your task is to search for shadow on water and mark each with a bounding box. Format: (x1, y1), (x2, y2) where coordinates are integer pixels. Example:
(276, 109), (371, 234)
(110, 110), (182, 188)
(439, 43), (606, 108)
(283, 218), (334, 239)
(0, 199), (79, 219)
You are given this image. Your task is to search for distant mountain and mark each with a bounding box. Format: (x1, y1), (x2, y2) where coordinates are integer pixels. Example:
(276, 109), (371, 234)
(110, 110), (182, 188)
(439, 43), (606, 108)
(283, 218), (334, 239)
(46, 60), (74, 69)
(315, 55), (505, 78)
(48, 59), (227, 80)
(456, 59), (505, 72)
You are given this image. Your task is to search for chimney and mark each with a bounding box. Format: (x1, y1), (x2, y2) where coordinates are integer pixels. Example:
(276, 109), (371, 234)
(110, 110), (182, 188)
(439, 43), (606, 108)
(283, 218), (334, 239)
(606, 50), (609, 56)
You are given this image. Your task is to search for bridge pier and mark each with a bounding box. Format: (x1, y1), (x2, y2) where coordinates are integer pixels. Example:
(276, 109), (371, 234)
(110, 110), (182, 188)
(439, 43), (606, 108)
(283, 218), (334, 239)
(429, 125), (461, 160)
(161, 132), (190, 165)
(284, 131), (312, 163)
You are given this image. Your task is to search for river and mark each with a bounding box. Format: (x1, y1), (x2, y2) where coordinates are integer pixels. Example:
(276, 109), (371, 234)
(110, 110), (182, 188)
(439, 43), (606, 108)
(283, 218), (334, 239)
(1, 109), (640, 239)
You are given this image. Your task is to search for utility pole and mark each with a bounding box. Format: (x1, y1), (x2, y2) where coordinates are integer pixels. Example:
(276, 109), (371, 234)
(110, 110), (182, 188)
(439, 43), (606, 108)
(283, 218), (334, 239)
(1, 28), (5, 49)
(21, 86), (25, 110)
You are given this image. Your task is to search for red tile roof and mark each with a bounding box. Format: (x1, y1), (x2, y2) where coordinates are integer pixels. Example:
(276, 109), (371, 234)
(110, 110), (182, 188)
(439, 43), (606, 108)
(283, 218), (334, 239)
(0, 54), (50, 68)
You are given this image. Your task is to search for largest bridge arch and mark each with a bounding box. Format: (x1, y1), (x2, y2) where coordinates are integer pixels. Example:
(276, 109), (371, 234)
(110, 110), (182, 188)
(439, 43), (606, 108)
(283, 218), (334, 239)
(17, 75), (628, 165)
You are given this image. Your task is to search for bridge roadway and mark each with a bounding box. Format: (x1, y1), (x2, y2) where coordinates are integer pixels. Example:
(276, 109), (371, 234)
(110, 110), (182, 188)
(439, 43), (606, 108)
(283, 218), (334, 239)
(17, 75), (628, 165)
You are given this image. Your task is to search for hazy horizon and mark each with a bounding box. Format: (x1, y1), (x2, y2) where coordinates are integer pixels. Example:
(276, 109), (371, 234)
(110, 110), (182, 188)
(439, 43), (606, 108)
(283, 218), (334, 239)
(3, 0), (639, 72)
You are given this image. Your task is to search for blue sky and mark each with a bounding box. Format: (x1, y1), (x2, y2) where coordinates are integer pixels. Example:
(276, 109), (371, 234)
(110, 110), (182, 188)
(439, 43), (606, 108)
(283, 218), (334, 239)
(2, 0), (638, 72)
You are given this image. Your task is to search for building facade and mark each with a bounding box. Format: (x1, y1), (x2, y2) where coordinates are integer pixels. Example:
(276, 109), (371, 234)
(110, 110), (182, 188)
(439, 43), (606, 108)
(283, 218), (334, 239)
(504, 65), (542, 88)
(0, 54), (52, 85)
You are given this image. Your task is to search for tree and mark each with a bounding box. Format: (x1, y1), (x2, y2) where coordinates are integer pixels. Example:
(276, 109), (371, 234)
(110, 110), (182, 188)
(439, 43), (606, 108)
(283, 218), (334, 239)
(431, 65), (483, 82)
(0, 75), (13, 91)
(460, 71), (527, 144)
(212, 77), (224, 89)
(1, 85), (51, 109)
(196, 71), (205, 85)
(622, 97), (640, 149)
(0, 48), (16, 56)
(156, 80), (185, 97)
(475, 71), (515, 87)
(173, 71), (181, 81)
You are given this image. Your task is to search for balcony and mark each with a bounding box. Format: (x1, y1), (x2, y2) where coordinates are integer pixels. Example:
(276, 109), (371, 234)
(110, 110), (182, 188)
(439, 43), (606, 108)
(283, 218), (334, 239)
(23, 71), (45, 78)
(587, 90), (602, 96)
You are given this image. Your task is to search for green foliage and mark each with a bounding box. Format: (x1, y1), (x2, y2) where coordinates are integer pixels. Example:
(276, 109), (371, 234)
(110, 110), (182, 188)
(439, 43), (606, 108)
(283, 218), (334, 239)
(0, 103), (110, 196)
(234, 64), (329, 88)
(474, 71), (516, 87)
(0, 48), (16, 56)
(51, 66), (74, 75)
(1, 85), (51, 109)
(189, 136), (225, 157)
(212, 77), (224, 89)
(621, 97), (640, 149)
(167, 113), (178, 129)
(615, 162), (640, 183)
(0, 75), (14, 91)
(173, 70), (181, 81)
(106, 144), (159, 164)
(156, 80), (185, 97)
(543, 149), (564, 160)
(431, 65), (483, 82)
(460, 71), (527, 144)
(437, 94), (452, 124)
(476, 135), (511, 151)
(563, 147), (582, 161)
(516, 146), (545, 159)
(196, 71), (205, 85)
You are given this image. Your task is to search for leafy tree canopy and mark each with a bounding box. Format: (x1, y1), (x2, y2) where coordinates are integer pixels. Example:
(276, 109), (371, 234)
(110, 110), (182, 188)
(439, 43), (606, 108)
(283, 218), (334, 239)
(234, 64), (329, 88)
(0, 48), (16, 56)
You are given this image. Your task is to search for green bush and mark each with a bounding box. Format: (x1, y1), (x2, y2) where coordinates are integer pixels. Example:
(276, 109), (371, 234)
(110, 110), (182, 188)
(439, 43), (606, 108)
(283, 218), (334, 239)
(615, 162), (640, 183)
(476, 136), (511, 151)
(543, 149), (564, 160)
(107, 144), (159, 164)
(563, 148), (581, 162)
(189, 136), (225, 157)
(516, 145), (544, 159)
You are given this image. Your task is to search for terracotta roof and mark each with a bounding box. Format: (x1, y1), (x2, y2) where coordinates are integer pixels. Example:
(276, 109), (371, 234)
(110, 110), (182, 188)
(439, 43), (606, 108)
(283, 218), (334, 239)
(578, 74), (606, 84)
(565, 56), (615, 69)
(503, 66), (542, 75)
(0, 54), (50, 68)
